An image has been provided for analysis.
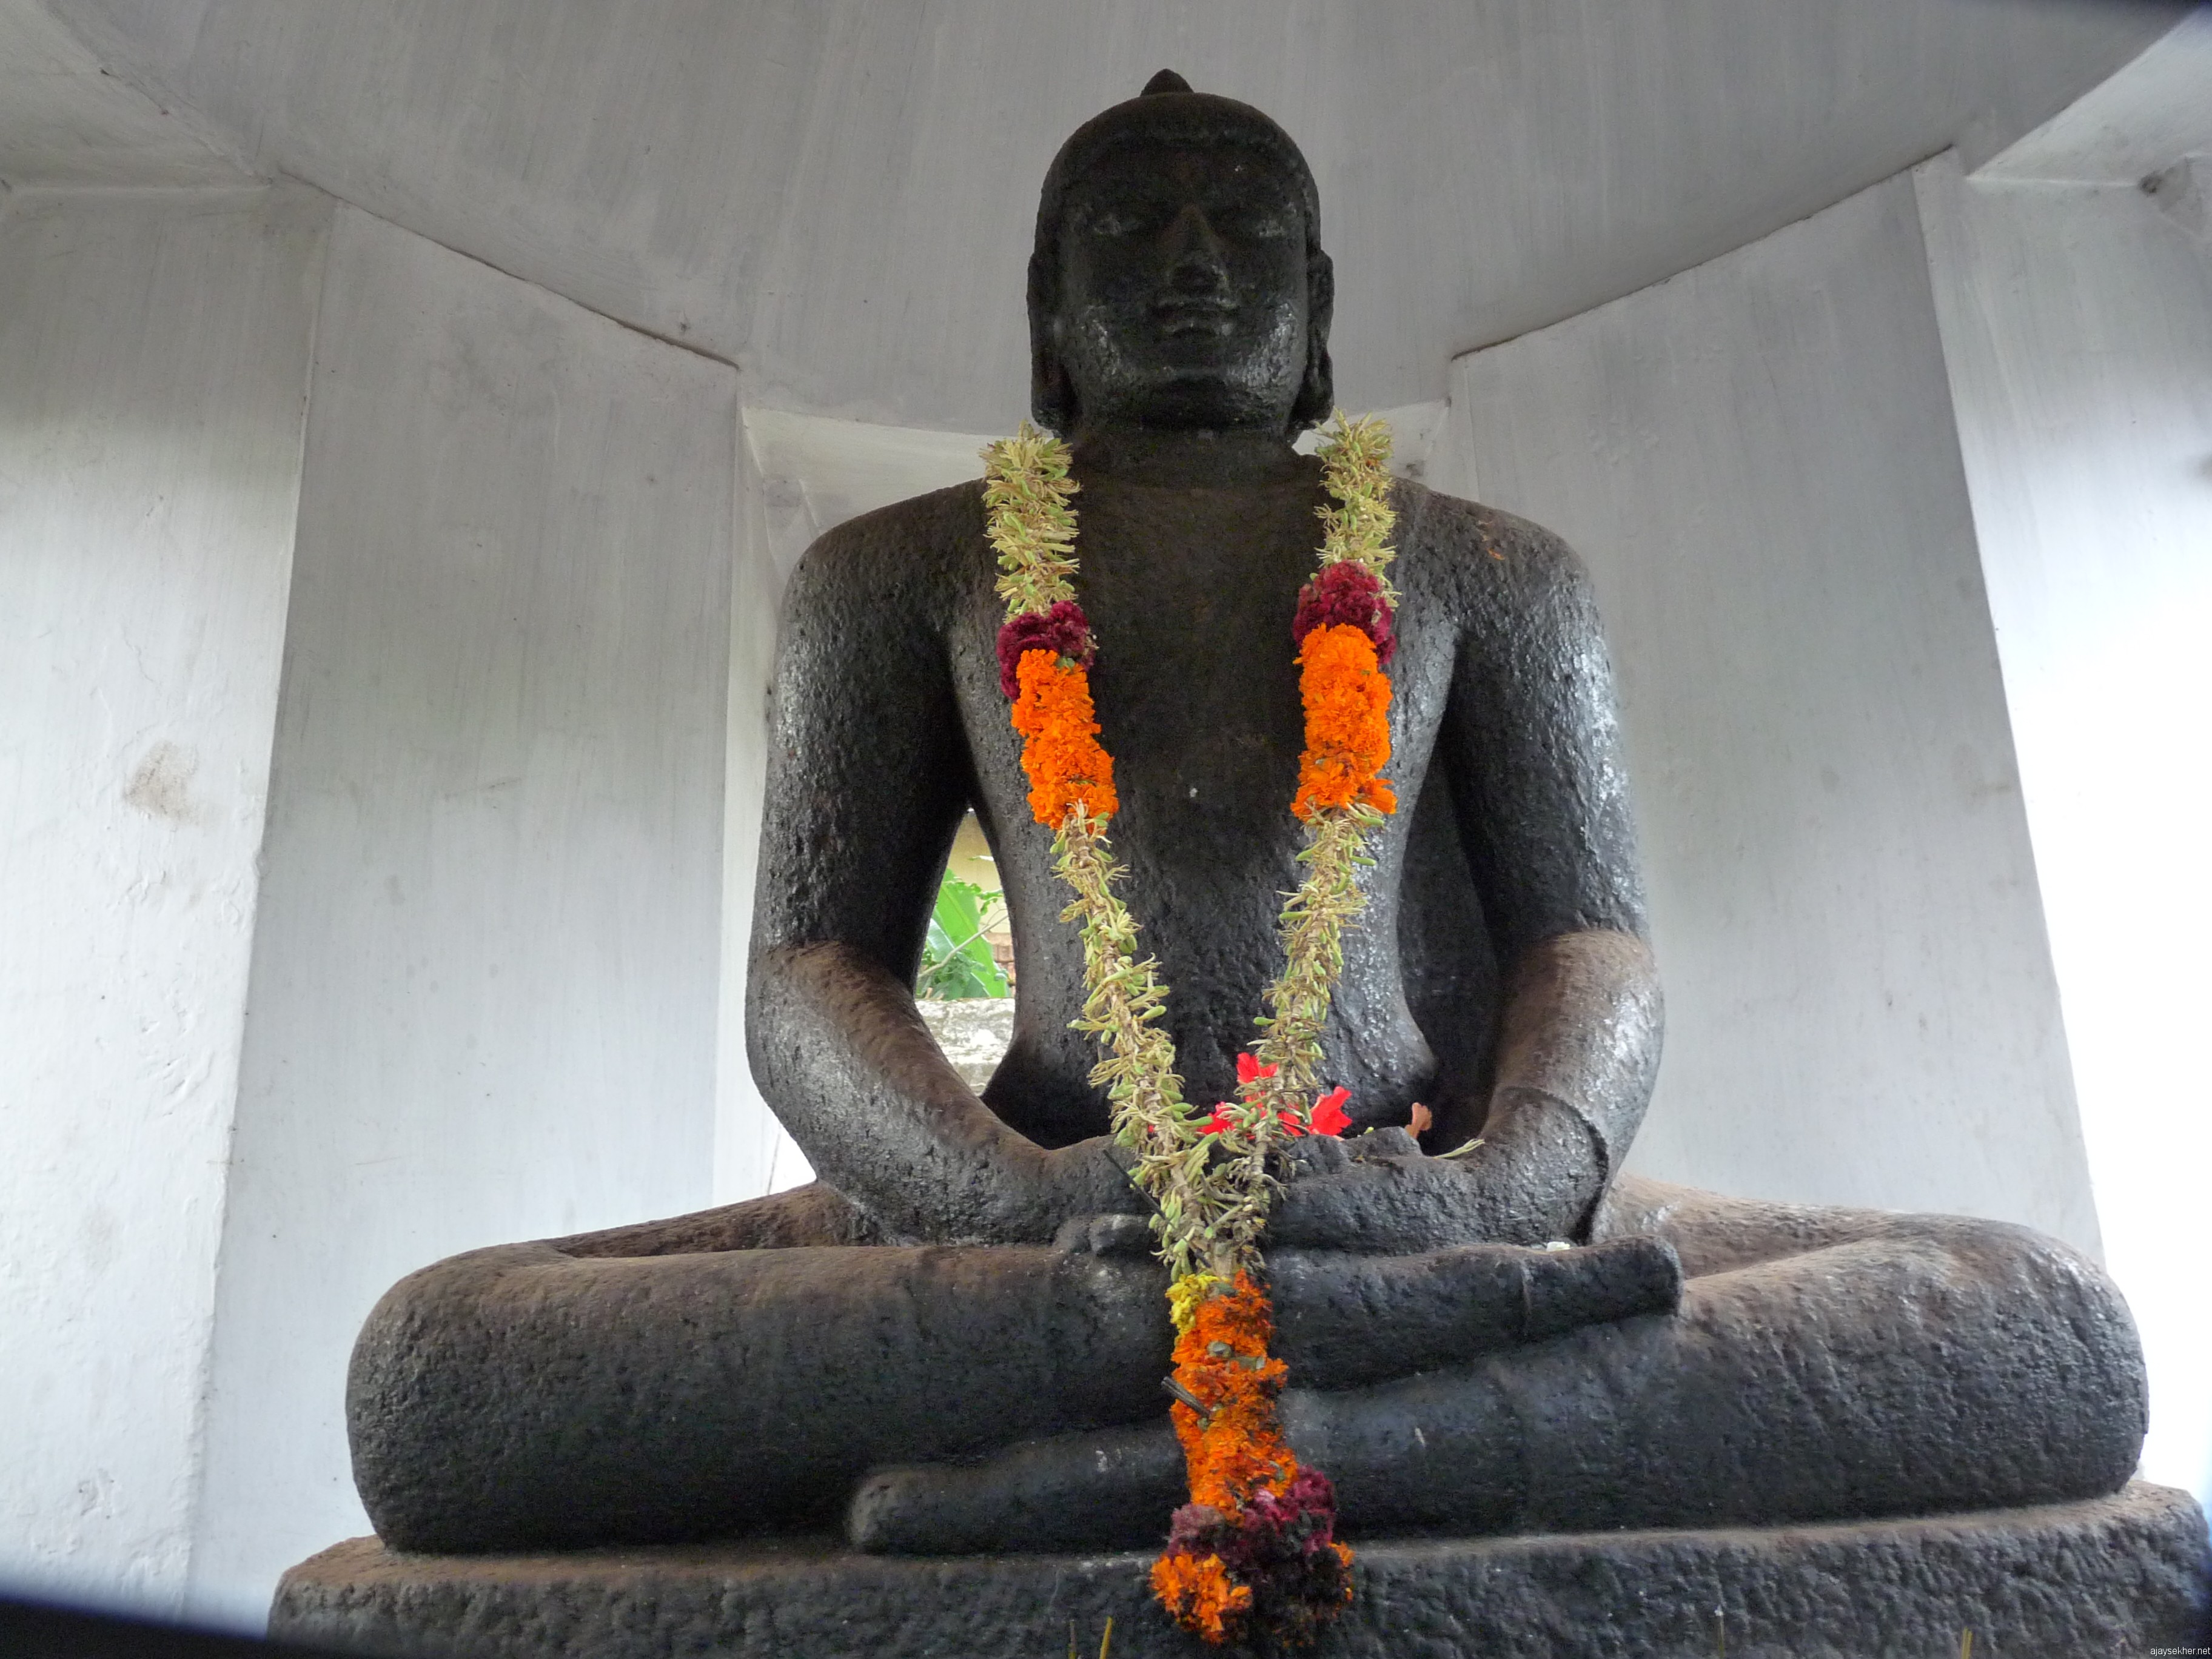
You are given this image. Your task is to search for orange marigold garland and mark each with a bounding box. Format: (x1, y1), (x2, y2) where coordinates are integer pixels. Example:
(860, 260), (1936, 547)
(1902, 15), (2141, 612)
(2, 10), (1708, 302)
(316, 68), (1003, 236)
(1151, 1275), (1356, 1647)
(1292, 623), (1396, 820)
(1010, 649), (1118, 825)
(982, 414), (1396, 1647)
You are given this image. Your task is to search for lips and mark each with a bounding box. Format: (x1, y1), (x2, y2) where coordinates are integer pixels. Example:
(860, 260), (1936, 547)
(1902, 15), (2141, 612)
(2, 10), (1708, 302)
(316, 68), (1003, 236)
(1153, 295), (1237, 337)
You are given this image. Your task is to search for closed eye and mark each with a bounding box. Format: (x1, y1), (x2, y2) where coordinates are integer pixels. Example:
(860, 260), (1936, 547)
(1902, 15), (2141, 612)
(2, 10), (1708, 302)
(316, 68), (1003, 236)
(1083, 208), (1155, 238)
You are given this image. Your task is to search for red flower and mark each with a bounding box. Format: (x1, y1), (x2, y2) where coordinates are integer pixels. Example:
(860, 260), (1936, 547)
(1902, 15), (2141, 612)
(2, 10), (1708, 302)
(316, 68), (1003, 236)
(997, 600), (1094, 697)
(1309, 1088), (1352, 1138)
(1292, 562), (1395, 666)
(1203, 1061), (1338, 1141)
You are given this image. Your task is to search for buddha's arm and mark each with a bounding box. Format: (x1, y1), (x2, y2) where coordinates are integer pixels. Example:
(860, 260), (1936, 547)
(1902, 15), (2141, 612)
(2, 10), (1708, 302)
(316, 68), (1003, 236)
(746, 506), (1138, 1243)
(1272, 515), (1661, 1251)
(1432, 519), (1661, 1236)
(1445, 928), (1662, 1239)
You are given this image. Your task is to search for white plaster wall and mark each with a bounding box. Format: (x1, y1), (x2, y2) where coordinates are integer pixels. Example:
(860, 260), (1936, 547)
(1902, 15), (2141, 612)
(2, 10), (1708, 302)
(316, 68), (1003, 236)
(0, 183), (328, 1613)
(712, 412), (799, 1203)
(1448, 172), (2099, 1253)
(1917, 156), (2212, 1504)
(184, 205), (736, 1626)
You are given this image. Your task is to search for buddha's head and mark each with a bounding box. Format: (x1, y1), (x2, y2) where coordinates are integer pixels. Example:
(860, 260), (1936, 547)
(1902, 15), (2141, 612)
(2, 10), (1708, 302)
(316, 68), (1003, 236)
(1028, 71), (1335, 440)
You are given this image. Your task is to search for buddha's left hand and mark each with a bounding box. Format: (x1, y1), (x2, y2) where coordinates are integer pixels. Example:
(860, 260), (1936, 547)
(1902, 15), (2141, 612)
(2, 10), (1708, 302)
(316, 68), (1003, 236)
(1266, 1088), (1607, 1253)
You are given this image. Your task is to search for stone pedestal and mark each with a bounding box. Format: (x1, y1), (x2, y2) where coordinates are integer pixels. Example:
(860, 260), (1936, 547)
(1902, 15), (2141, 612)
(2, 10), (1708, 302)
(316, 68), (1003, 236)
(273, 1482), (2208, 1658)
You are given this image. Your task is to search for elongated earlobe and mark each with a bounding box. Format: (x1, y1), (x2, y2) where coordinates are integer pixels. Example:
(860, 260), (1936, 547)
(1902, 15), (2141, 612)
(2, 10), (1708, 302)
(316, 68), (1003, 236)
(1291, 249), (1336, 433)
(1027, 252), (1077, 434)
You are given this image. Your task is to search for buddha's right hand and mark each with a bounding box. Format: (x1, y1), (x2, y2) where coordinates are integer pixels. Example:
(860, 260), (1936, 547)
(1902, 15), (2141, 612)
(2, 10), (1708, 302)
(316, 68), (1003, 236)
(1027, 1135), (1155, 1238)
(1267, 1236), (1681, 1390)
(852, 1235), (1681, 1555)
(1052, 1215), (1681, 1392)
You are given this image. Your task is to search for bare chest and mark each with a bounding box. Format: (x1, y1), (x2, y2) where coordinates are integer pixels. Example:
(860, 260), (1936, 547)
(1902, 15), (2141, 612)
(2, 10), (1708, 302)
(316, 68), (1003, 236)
(956, 475), (1443, 888)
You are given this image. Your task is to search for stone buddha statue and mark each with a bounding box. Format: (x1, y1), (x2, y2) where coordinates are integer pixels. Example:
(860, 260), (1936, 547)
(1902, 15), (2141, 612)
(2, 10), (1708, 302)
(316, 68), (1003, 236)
(344, 73), (2146, 1565)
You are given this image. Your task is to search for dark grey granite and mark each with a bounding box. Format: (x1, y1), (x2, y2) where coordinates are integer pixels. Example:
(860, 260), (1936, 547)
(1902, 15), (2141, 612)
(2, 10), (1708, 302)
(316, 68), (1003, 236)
(275, 1483), (2209, 1659)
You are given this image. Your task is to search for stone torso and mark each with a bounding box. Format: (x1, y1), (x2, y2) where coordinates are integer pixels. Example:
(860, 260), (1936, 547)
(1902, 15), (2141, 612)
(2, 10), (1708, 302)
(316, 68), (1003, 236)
(971, 460), (1436, 1144)
(771, 457), (1630, 1155)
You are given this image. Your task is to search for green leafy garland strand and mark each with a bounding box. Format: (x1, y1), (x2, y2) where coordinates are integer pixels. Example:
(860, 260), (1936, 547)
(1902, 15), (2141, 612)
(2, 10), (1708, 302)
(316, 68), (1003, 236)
(983, 414), (1397, 1282)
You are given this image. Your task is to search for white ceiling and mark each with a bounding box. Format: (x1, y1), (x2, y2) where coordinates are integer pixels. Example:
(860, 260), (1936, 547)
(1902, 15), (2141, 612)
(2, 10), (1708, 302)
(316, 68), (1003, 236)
(0, 0), (238, 187)
(1983, 6), (2212, 181)
(8, 0), (2193, 429)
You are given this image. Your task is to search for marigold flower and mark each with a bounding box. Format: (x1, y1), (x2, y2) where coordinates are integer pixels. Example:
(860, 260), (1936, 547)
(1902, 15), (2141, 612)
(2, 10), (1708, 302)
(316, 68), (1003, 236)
(1150, 1553), (1252, 1645)
(1155, 1335), (1354, 1646)
(1167, 1275), (1296, 1512)
(1165, 1273), (1224, 1336)
(1293, 623), (1396, 820)
(1155, 1281), (1355, 1645)
(1010, 649), (1118, 826)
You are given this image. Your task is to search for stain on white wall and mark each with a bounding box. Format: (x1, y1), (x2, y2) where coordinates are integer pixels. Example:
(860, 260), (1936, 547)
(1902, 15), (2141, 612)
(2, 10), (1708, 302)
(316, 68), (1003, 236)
(184, 204), (737, 1626)
(0, 183), (329, 1614)
(1979, 8), (2212, 187)
(1449, 171), (2099, 1255)
(1919, 152), (2212, 1506)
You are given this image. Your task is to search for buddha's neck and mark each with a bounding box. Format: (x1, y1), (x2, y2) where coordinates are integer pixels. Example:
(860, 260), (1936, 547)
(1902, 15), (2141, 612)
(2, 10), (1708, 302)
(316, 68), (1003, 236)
(1069, 424), (1305, 488)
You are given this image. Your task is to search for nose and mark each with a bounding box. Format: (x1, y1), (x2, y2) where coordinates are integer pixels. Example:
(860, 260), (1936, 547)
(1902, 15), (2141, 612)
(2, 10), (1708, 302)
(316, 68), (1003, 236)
(1161, 203), (1231, 297)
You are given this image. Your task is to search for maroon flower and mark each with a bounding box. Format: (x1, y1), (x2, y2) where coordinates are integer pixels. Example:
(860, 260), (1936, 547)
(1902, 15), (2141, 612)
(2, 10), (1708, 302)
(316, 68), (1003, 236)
(1165, 1502), (1227, 1554)
(1159, 1469), (1350, 1646)
(1292, 561), (1396, 666)
(996, 600), (1096, 697)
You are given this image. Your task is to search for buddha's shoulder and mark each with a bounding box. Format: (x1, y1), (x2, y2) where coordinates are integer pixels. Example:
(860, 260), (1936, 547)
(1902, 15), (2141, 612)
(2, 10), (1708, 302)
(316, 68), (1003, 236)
(1395, 480), (1593, 598)
(786, 479), (990, 592)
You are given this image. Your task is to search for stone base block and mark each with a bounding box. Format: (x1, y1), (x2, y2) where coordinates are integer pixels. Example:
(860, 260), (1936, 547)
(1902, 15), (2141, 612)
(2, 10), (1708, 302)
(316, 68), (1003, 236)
(273, 1481), (2209, 1658)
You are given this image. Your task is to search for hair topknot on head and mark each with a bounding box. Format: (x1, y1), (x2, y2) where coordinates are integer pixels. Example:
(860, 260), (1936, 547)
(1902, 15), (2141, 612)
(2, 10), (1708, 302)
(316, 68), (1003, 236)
(1027, 72), (1335, 438)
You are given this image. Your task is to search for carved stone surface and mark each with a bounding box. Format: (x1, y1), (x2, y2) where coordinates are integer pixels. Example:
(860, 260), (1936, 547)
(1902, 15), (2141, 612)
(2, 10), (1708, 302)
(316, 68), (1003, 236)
(275, 1484), (2208, 1658)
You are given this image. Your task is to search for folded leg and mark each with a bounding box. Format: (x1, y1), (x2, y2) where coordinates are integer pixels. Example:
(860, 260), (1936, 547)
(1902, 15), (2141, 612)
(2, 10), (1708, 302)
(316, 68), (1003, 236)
(349, 1221), (1675, 1554)
(348, 1239), (1170, 1552)
(851, 1187), (2144, 1551)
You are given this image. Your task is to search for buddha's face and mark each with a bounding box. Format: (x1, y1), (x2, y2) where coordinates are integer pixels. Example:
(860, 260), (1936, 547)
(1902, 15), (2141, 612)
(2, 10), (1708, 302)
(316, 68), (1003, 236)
(1053, 141), (1310, 434)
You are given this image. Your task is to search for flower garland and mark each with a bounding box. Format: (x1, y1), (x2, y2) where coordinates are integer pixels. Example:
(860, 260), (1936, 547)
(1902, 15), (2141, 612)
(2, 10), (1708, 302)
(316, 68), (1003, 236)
(983, 414), (1398, 1647)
